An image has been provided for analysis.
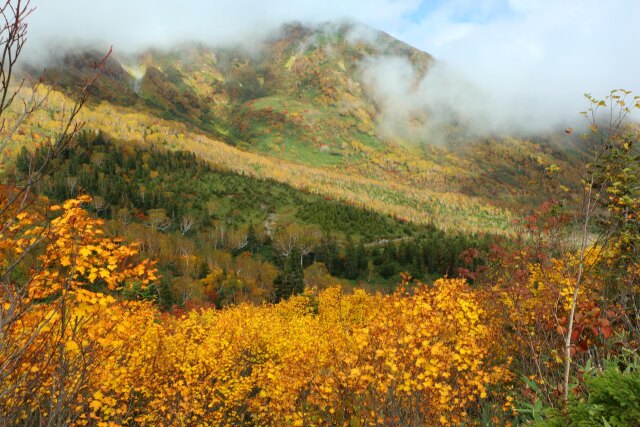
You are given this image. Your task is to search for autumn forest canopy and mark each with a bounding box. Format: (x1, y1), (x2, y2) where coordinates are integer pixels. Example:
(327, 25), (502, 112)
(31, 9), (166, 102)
(1, 0), (640, 425)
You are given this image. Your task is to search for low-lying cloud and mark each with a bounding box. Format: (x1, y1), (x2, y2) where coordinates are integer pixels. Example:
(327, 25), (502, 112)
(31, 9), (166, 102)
(360, 54), (591, 140)
(407, 0), (640, 135)
(25, 0), (416, 58)
(360, 56), (494, 141)
(24, 0), (640, 136)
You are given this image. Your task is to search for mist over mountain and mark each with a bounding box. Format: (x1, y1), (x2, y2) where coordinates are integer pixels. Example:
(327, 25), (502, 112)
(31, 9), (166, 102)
(11, 6), (635, 243)
(17, 19), (588, 235)
(19, 20), (574, 145)
(24, 0), (640, 136)
(30, 22), (441, 142)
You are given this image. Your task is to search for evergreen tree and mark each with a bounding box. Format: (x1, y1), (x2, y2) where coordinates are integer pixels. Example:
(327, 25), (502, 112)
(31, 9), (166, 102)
(15, 146), (30, 175)
(383, 241), (397, 263)
(316, 232), (339, 275)
(343, 234), (358, 280)
(246, 223), (259, 254)
(290, 247), (304, 296)
(197, 260), (210, 280)
(273, 273), (286, 302)
(356, 240), (368, 272)
(274, 247), (304, 302)
(157, 274), (176, 311)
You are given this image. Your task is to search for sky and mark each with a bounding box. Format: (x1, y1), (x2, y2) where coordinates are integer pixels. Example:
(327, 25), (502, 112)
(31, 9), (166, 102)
(25, 0), (640, 134)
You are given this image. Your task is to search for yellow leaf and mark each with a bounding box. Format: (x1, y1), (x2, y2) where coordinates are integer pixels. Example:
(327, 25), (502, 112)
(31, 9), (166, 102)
(79, 247), (93, 257)
(65, 340), (80, 352)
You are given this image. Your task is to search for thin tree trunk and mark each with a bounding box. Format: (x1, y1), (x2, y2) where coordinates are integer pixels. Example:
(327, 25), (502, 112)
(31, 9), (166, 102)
(563, 180), (594, 401)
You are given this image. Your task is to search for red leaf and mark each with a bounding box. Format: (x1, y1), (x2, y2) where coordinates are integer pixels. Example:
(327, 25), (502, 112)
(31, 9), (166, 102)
(577, 340), (589, 352)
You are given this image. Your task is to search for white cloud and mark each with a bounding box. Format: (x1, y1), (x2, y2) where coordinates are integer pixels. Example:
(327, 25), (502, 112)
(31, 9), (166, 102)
(25, 0), (419, 55)
(393, 0), (640, 132)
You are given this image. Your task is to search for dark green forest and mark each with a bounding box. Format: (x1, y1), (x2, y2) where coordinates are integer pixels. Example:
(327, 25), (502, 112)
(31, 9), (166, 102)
(16, 132), (492, 307)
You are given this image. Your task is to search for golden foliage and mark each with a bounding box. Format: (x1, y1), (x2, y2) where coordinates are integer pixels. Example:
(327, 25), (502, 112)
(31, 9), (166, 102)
(3, 290), (155, 424)
(0, 195), (157, 423)
(2, 195), (157, 300)
(80, 280), (510, 426)
(2, 196), (512, 425)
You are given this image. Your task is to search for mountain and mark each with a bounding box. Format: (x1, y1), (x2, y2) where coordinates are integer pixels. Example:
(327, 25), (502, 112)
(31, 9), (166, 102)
(40, 21), (434, 158)
(22, 21), (582, 236)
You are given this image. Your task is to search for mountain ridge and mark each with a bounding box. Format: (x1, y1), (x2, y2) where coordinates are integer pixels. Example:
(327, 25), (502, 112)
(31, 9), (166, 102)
(17, 21), (582, 235)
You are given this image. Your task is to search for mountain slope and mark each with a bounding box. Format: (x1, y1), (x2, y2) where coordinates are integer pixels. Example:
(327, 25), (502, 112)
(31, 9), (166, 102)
(20, 21), (583, 235)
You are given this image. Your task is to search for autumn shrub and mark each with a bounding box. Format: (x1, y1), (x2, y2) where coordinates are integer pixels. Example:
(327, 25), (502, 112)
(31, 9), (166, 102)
(0, 195), (157, 424)
(77, 279), (512, 426)
(0, 192), (514, 425)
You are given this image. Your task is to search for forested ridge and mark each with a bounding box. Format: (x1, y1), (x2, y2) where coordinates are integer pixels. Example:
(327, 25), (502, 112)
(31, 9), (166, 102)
(14, 131), (490, 308)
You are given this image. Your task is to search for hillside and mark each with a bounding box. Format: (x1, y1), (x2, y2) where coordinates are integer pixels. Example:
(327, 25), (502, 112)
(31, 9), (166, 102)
(14, 131), (490, 306)
(23, 22), (583, 236)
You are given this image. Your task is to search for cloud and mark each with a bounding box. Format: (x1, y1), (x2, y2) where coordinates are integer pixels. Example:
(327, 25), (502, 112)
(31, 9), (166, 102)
(24, 0), (640, 135)
(394, 0), (640, 133)
(360, 56), (496, 142)
(25, 0), (418, 57)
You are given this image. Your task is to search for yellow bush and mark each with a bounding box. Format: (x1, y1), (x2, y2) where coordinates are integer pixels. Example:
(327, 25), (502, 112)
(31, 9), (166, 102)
(2, 196), (511, 425)
(88, 279), (510, 426)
